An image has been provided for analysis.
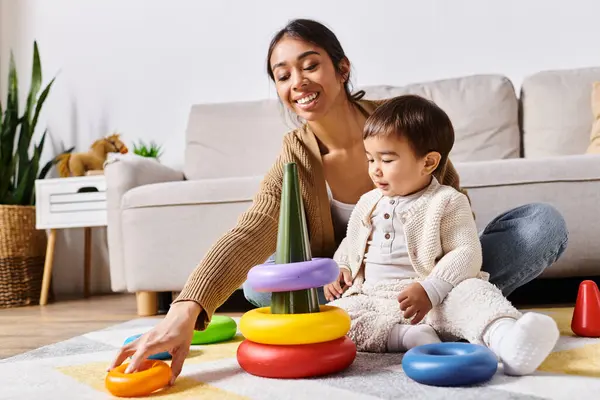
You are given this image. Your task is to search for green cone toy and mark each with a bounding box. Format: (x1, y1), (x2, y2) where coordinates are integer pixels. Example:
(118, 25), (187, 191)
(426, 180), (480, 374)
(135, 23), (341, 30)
(270, 163), (320, 314)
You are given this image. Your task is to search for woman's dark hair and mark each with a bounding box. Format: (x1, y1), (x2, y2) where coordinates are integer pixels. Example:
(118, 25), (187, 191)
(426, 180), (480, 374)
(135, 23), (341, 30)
(266, 19), (365, 104)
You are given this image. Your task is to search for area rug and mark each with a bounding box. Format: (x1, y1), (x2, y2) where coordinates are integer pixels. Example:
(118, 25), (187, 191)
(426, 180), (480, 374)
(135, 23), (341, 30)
(2, 307), (600, 400)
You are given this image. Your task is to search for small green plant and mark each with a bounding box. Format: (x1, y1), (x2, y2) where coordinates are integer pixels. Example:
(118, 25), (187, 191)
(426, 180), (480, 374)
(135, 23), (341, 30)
(133, 140), (163, 159)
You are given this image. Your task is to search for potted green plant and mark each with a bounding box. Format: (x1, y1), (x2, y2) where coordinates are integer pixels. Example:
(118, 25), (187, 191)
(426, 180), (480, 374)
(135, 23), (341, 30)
(0, 42), (66, 308)
(133, 140), (163, 161)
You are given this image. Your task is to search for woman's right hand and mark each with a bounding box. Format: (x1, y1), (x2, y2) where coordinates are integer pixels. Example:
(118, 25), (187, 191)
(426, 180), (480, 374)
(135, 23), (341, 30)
(324, 267), (353, 301)
(108, 300), (202, 385)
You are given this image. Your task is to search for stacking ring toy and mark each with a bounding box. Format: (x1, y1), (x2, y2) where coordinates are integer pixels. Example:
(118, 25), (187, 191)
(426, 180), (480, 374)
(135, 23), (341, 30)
(239, 305), (350, 345)
(105, 360), (171, 397)
(237, 336), (356, 378)
(123, 334), (171, 360)
(191, 315), (237, 345)
(236, 164), (356, 379)
(402, 342), (498, 386)
(247, 258), (339, 292)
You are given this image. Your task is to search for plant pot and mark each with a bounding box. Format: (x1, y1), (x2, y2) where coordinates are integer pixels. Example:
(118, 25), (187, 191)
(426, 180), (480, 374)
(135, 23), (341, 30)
(0, 205), (47, 308)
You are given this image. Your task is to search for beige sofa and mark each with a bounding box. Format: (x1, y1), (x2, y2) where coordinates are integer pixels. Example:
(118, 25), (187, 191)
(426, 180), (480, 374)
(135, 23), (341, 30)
(105, 67), (600, 316)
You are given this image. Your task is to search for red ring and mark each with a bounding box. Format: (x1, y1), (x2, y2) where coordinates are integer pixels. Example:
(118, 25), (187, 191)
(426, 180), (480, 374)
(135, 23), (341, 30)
(236, 336), (356, 378)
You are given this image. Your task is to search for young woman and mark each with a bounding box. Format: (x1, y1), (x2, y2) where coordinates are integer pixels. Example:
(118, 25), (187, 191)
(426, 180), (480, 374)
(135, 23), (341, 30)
(109, 18), (568, 384)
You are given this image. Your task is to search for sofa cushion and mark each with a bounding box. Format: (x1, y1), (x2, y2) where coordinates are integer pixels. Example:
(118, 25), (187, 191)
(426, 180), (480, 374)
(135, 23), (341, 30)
(361, 74), (521, 162)
(455, 154), (600, 278)
(587, 82), (600, 154)
(183, 100), (293, 180)
(183, 75), (520, 181)
(456, 154), (600, 188)
(522, 67), (600, 158)
(122, 176), (263, 210)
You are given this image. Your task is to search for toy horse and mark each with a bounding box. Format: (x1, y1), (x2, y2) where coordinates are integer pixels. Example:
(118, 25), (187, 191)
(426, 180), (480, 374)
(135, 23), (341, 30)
(56, 133), (128, 177)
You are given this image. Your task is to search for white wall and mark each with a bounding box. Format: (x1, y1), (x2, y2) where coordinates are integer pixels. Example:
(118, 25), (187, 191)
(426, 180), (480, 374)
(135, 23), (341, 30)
(2, 0), (600, 296)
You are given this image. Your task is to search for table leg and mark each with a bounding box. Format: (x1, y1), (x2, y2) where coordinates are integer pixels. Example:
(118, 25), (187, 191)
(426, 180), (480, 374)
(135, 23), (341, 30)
(40, 229), (57, 306)
(84, 227), (91, 298)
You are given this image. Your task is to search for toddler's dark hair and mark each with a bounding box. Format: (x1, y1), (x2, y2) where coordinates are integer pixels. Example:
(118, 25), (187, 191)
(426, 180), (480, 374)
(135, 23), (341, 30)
(363, 95), (454, 171)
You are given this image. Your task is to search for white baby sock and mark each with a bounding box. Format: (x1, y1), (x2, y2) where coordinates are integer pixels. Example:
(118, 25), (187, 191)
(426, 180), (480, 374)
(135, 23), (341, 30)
(387, 324), (441, 352)
(483, 312), (559, 376)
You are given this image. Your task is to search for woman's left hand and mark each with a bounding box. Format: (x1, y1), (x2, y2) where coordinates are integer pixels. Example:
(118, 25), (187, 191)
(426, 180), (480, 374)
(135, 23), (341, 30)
(397, 283), (432, 324)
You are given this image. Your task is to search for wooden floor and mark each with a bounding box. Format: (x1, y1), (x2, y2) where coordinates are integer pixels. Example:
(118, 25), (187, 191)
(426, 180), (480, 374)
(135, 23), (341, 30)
(0, 281), (581, 360)
(0, 294), (142, 359)
(0, 293), (243, 359)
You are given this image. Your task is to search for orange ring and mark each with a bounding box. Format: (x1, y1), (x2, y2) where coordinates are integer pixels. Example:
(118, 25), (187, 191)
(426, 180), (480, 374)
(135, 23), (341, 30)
(105, 360), (171, 397)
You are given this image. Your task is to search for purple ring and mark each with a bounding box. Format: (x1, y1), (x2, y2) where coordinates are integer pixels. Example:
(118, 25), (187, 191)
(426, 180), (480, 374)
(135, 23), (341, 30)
(247, 258), (340, 292)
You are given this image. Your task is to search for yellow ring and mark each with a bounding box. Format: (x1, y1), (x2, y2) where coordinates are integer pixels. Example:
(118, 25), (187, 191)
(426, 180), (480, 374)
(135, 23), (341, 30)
(239, 305), (351, 345)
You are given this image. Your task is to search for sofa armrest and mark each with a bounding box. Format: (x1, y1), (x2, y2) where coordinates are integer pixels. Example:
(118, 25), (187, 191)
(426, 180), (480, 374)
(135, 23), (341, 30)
(454, 154), (600, 278)
(105, 157), (185, 199)
(105, 157), (185, 291)
(121, 175), (263, 210)
(118, 176), (264, 293)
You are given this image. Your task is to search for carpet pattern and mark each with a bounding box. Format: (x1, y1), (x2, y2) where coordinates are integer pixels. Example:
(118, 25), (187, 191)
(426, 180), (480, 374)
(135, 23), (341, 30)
(2, 307), (600, 399)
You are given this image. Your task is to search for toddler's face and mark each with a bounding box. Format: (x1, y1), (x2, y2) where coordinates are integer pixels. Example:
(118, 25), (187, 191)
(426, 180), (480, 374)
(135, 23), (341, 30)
(364, 135), (432, 197)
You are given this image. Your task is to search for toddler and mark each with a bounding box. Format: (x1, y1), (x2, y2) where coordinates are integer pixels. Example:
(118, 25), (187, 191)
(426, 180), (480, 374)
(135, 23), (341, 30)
(325, 95), (559, 376)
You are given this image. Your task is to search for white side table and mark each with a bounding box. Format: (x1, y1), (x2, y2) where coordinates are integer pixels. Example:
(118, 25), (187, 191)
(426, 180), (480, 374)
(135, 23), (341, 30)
(35, 174), (107, 305)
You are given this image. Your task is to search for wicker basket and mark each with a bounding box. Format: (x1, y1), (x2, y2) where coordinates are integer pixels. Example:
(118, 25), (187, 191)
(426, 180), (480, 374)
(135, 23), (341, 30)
(0, 205), (47, 308)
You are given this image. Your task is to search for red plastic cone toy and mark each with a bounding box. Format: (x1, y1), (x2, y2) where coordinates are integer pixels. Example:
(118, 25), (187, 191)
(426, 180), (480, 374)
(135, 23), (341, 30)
(571, 280), (600, 337)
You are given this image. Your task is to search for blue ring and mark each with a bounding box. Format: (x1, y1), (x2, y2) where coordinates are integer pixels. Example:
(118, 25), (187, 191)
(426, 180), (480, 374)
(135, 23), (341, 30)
(402, 342), (498, 386)
(123, 334), (172, 360)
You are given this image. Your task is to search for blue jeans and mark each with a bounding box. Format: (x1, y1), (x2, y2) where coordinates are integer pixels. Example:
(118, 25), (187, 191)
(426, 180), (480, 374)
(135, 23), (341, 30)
(242, 203), (569, 308)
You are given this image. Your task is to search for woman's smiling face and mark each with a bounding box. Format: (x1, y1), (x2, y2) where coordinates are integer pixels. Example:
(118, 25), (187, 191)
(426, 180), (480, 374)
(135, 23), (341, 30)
(269, 35), (348, 121)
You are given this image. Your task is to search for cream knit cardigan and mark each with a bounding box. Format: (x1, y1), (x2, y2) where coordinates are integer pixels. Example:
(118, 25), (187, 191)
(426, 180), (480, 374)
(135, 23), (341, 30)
(334, 177), (489, 295)
(174, 98), (467, 331)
